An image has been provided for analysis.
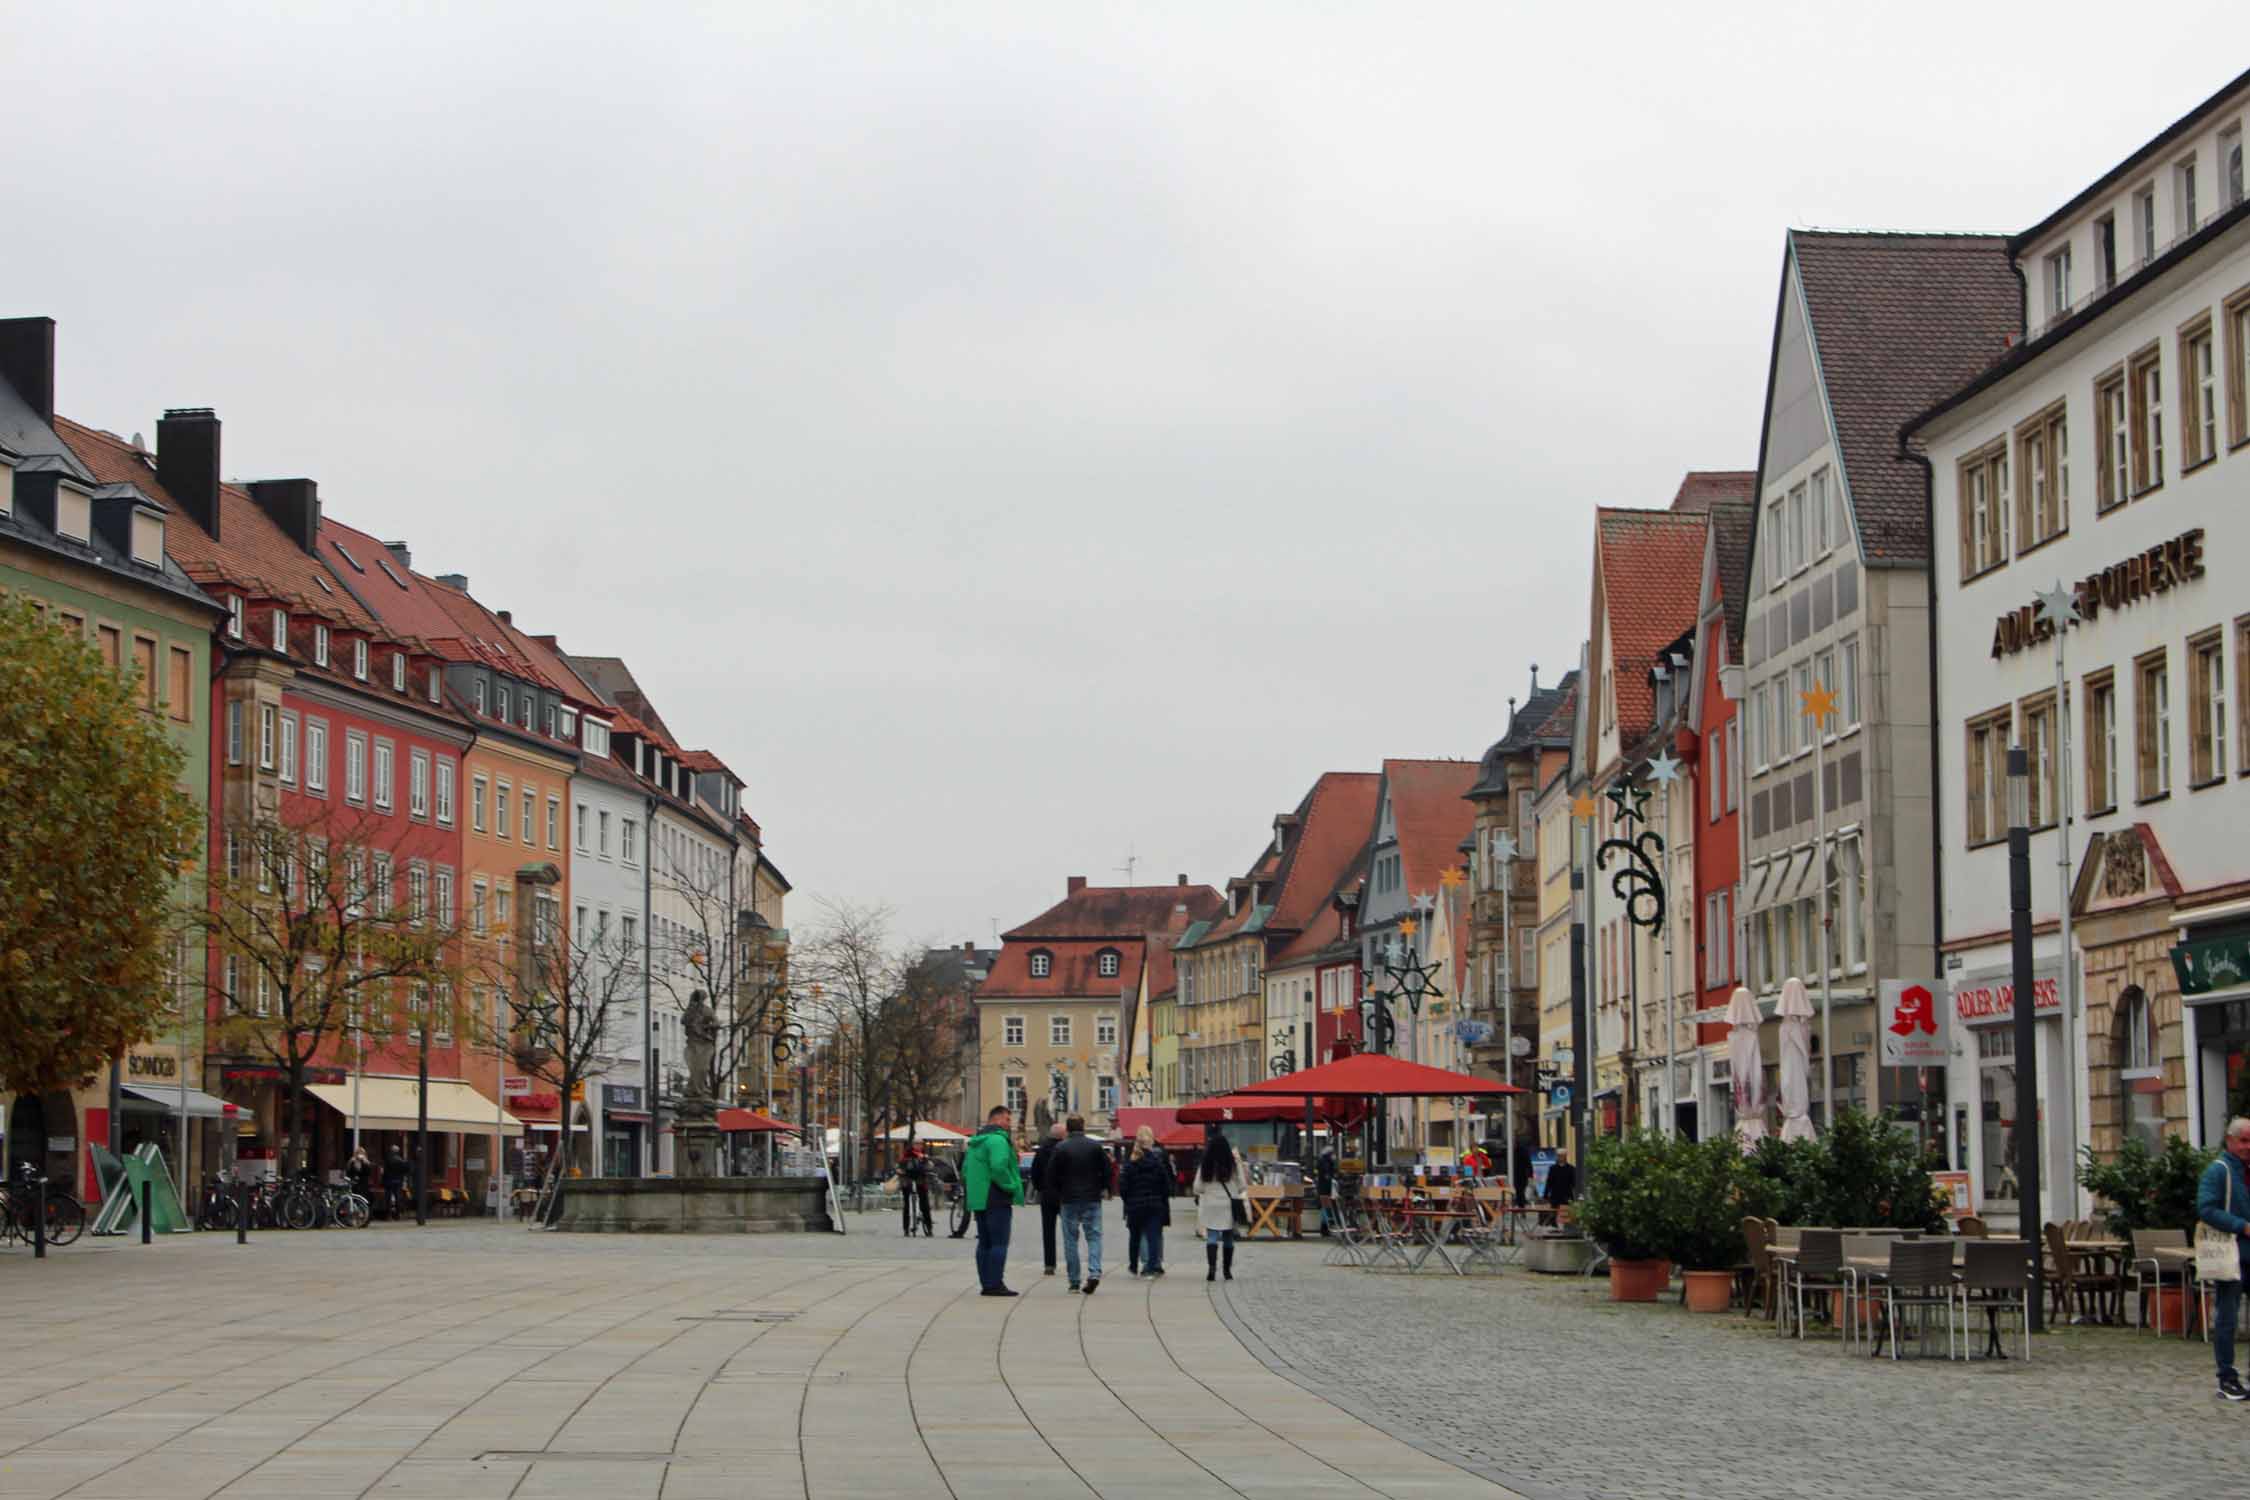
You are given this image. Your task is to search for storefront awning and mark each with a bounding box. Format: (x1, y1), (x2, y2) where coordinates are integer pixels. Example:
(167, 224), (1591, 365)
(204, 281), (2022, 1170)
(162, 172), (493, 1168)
(1781, 846), (1819, 902)
(304, 1078), (524, 1136)
(1745, 860), (1772, 909)
(121, 1082), (237, 1119)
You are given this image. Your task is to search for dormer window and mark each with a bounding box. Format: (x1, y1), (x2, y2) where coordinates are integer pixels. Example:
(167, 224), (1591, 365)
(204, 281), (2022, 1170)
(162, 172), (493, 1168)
(271, 609), (288, 652)
(584, 719), (610, 758)
(473, 678), (487, 714)
(227, 596), (244, 640)
(313, 624), (330, 667)
(427, 667), (440, 704)
(353, 638), (368, 680)
(543, 703), (557, 738)
(129, 509), (163, 566)
(391, 653), (407, 692)
(1030, 950), (1054, 979)
(560, 708), (577, 740)
(1097, 949), (1121, 979)
(496, 684), (510, 720)
(520, 693), (533, 731)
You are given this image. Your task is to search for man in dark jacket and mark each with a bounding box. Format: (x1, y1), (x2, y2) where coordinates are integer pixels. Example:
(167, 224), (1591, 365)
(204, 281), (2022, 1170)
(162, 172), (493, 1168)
(1028, 1122), (1066, 1276)
(381, 1145), (409, 1221)
(1543, 1150), (1578, 1212)
(1048, 1116), (1112, 1293)
(1315, 1146), (1338, 1236)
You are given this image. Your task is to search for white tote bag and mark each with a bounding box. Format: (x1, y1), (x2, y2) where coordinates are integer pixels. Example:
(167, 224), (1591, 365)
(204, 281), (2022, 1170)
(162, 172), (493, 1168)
(2196, 1162), (2243, 1282)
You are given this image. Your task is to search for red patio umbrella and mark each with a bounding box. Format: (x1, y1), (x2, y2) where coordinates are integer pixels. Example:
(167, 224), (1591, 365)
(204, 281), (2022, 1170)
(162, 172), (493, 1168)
(1234, 1052), (1523, 1099)
(1175, 1092), (1307, 1125)
(716, 1108), (799, 1133)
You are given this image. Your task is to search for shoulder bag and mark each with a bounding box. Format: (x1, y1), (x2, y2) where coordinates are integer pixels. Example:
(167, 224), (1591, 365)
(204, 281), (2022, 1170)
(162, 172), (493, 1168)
(1226, 1176), (1249, 1229)
(2196, 1161), (2243, 1282)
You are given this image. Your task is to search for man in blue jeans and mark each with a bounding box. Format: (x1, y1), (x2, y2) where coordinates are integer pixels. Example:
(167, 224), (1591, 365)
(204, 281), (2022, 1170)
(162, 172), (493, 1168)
(2200, 1117), (2250, 1402)
(962, 1105), (1023, 1296)
(1048, 1115), (1114, 1293)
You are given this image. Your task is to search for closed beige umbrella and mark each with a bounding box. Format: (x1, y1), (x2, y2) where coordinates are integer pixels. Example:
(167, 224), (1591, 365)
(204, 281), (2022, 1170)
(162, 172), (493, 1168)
(1726, 986), (1765, 1147)
(1777, 977), (1816, 1142)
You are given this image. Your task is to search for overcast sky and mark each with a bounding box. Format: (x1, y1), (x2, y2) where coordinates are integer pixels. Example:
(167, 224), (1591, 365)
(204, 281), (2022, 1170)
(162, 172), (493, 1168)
(6, 5), (2238, 945)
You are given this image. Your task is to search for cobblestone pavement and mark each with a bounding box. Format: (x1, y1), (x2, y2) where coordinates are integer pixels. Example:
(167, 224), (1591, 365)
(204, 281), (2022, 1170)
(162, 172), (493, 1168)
(0, 1204), (1516, 1499)
(1216, 1231), (2245, 1500)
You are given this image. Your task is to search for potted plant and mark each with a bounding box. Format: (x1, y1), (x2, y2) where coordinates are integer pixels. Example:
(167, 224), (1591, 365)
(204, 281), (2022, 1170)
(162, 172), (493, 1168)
(2079, 1135), (2218, 1331)
(1579, 1129), (1674, 1301)
(1666, 1135), (1752, 1312)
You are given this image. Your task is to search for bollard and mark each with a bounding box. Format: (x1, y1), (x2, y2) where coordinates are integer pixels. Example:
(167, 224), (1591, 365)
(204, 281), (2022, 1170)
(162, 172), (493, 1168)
(141, 1178), (154, 1244)
(236, 1181), (248, 1245)
(34, 1175), (47, 1259)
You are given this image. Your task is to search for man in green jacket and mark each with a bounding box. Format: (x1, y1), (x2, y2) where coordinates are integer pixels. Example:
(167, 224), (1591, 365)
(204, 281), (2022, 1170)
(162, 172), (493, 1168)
(963, 1105), (1024, 1296)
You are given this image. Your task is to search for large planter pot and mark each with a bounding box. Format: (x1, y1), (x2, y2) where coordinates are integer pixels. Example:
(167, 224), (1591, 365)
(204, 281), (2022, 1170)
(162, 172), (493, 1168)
(2153, 1286), (2196, 1334)
(1608, 1258), (1671, 1302)
(1682, 1268), (1734, 1312)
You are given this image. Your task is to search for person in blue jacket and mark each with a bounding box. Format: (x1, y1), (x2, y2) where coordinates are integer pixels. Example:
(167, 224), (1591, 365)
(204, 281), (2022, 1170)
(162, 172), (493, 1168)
(2199, 1116), (2250, 1402)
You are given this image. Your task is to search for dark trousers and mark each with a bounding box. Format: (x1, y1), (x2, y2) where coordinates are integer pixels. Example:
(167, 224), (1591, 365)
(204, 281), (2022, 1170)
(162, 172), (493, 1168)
(1127, 1212), (1163, 1273)
(2214, 1274), (2243, 1383)
(1040, 1198), (1062, 1270)
(975, 1201), (1013, 1291)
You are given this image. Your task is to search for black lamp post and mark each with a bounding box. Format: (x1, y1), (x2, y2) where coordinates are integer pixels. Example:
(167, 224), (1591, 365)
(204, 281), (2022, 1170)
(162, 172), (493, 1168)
(1360, 926), (1443, 1165)
(2007, 745), (2045, 1332)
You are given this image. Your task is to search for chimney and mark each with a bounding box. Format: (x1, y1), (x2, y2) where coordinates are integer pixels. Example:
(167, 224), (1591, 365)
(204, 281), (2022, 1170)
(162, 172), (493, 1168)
(436, 573), (468, 591)
(533, 634), (559, 648)
(246, 478), (320, 554)
(156, 408), (222, 541)
(384, 540), (411, 570)
(1176, 873), (1188, 886)
(0, 316), (56, 426)
(963, 940), (975, 956)
(1067, 876), (1087, 897)
(497, 610), (512, 626)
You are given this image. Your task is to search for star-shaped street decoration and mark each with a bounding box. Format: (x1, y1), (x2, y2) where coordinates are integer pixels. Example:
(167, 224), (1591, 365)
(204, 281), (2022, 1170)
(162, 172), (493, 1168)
(1490, 831), (1520, 863)
(1605, 773), (1651, 827)
(1398, 916), (1419, 938)
(1439, 865), (1466, 889)
(1645, 750), (1683, 786)
(1801, 683), (1839, 723)
(1569, 792), (1597, 822)
(2034, 582), (2080, 630)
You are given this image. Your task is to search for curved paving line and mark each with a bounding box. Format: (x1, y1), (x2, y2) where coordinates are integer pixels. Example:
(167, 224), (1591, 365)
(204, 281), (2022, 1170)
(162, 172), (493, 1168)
(989, 1276), (1100, 1496)
(1069, 1279), (1251, 1498)
(896, 1276), (985, 1500)
(1209, 1281), (1568, 1500)
(1138, 1273), (1391, 1499)
(794, 1264), (963, 1500)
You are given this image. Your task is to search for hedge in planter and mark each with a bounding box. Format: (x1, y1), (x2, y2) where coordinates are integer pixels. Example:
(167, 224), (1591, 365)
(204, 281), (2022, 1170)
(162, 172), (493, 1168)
(1578, 1129), (1676, 1265)
(1742, 1110), (1942, 1231)
(2077, 1135), (2216, 1237)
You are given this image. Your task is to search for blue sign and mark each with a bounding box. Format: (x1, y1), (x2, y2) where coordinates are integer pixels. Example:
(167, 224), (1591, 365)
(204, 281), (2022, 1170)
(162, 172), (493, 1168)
(1549, 1084), (1572, 1109)
(1531, 1149), (1556, 1198)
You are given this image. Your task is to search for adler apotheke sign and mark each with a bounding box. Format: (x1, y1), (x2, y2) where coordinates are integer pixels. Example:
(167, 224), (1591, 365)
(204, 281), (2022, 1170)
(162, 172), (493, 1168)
(1952, 973), (2060, 1026)
(1990, 527), (2204, 658)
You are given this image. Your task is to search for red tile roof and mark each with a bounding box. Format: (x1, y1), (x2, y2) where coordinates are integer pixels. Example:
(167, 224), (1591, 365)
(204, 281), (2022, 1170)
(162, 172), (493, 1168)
(1668, 471), (1756, 513)
(1596, 508), (1710, 745)
(1382, 758), (1481, 900)
(977, 939), (1146, 1000)
(1786, 231), (2017, 563)
(1269, 772), (1381, 934)
(1004, 883), (1223, 942)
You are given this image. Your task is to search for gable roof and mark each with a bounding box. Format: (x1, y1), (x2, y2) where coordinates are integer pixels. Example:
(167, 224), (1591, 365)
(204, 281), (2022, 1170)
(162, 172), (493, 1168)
(1668, 471), (1756, 513)
(1005, 882), (1224, 942)
(1469, 670), (1580, 797)
(1705, 496), (1759, 656)
(1268, 772), (1382, 935)
(1785, 231), (2017, 565)
(1381, 758), (1480, 902)
(1595, 508), (1710, 744)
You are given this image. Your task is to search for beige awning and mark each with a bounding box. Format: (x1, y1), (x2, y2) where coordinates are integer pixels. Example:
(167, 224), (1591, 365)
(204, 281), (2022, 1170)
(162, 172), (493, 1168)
(305, 1078), (523, 1136)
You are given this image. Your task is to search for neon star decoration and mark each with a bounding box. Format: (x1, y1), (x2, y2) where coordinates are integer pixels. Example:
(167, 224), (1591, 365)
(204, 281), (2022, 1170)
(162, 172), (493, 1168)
(1645, 750), (1683, 786)
(1439, 865), (1467, 889)
(1594, 766), (1666, 932)
(1605, 774), (1651, 827)
(1801, 683), (1839, 723)
(2034, 582), (2080, 630)
(1398, 916), (1419, 938)
(1570, 792), (1598, 822)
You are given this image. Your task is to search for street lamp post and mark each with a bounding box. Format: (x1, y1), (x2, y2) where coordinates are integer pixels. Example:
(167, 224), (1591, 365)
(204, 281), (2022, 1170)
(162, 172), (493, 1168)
(2007, 745), (2045, 1332)
(1362, 922), (1442, 1166)
(1491, 831), (1520, 1172)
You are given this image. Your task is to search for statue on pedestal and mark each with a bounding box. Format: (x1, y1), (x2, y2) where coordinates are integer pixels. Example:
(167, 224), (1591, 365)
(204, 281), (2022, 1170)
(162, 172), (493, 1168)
(677, 990), (719, 1123)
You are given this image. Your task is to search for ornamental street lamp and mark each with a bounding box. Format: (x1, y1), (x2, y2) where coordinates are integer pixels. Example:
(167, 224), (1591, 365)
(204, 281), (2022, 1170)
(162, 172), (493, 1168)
(1489, 829), (1520, 1170)
(2007, 744), (2045, 1332)
(1361, 919), (1445, 1163)
(1594, 767), (1668, 1134)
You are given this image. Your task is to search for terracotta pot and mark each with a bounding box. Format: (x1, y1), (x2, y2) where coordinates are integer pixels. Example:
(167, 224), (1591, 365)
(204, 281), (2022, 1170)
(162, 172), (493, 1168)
(2153, 1286), (2195, 1334)
(1608, 1258), (1671, 1302)
(1683, 1269), (1734, 1312)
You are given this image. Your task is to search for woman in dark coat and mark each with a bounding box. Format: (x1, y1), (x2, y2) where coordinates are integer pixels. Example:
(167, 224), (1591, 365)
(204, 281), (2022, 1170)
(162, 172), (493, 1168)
(1120, 1126), (1172, 1276)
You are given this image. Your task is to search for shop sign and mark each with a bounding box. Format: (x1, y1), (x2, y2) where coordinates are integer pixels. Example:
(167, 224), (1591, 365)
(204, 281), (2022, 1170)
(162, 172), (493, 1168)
(605, 1084), (644, 1111)
(501, 1075), (532, 1097)
(48, 1136), (76, 1152)
(516, 1092), (560, 1112)
(1990, 527), (2206, 658)
(2172, 930), (2250, 998)
(1952, 972), (2059, 1027)
(1878, 980), (1948, 1065)
(222, 1065), (346, 1085)
(127, 1052), (180, 1081)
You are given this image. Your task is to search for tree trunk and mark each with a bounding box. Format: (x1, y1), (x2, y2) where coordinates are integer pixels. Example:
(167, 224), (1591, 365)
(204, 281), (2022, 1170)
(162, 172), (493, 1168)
(285, 1060), (305, 1180)
(414, 1024), (430, 1226)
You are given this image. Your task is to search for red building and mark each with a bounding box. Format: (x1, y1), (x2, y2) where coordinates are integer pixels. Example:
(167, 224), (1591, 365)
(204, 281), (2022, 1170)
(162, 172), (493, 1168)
(1682, 484), (1758, 1081)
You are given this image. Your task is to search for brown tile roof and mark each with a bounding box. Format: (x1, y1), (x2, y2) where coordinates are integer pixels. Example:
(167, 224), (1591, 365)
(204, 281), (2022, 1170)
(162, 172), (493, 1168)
(1383, 758), (1480, 900)
(1004, 882), (1224, 942)
(1268, 772), (1381, 935)
(977, 938), (1147, 1000)
(1668, 471), (1756, 513)
(1785, 231), (2017, 565)
(1705, 496), (1758, 656)
(1596, 508), (1710, 744)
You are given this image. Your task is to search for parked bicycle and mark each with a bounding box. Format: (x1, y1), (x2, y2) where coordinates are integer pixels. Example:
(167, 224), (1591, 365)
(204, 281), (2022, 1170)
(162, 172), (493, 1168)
(1, 1164), (86, 1247)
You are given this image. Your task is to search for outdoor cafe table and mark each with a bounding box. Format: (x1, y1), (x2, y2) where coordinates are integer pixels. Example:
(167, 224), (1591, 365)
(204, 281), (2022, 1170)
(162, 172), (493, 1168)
(1400, 1207), (1473, 1275)
(1244, 1187), (1304, 1241)
(2066, 1238), (2130, 1324)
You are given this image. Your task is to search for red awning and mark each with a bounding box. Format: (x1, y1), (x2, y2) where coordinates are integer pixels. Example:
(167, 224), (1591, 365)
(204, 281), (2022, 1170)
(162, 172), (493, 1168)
(716, 1108), (798, 1133)
(1156, 1125), (1206, 1149)
(1175, 1093), (1314, 1125)
(1235, 1053), (1524, 1099)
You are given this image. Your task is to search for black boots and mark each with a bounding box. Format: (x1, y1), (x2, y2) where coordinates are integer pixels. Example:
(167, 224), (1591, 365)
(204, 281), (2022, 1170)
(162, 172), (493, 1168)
(1207, 1243), (1218, 1281)
(1223, 1241), (1235, 1280)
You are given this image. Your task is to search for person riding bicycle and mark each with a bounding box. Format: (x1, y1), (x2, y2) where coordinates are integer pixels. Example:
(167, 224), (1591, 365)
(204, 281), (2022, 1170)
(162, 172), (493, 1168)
(381, 1145), (409, 1220)
(899, 1144), (934, 1236)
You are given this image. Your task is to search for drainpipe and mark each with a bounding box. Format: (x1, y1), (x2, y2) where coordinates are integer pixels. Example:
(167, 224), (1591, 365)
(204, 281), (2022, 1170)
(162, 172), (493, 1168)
(644, 793), (657, 1176)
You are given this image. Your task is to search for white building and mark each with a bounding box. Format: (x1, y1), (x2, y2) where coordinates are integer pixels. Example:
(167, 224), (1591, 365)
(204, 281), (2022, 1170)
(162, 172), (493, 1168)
(1913, 71), (2250, 1219)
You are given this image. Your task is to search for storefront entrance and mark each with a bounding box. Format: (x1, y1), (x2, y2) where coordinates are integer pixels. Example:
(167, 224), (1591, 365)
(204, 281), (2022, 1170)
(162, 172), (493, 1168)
(2193, 996), (2250, 1143)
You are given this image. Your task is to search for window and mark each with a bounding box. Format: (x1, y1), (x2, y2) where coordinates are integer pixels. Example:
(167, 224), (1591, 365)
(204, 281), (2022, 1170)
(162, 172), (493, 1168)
(1749, 682), (1769, 769)
(2136, 649), (2171, 801)
(372, 741), (394, 811)
(2130, 344), (2164, 492)
(496, 684), (510, 722)
(622, 818), (639, 865)
(598, 810), (612, 857)
(523, 790), (535, 840)
(2021, 692), (2058, 829)
(1030, 950), (1052, 979)
(391, 653), (406, 693)
(2085, 670), (2118, 815)
(2017, 404), (2068, 547)
(408, 864), (428, 925)
(1835, 836), (1865, 973)
(1965, 708), (2012, 845)
(345, 732), (367, 803)
(353, 638), (368, 680)
(2046, 244), (2072, 321)
(1097, 949), (1120, 978)
(495, 781), (512, 839)
(1005, 1075), (1028, 1120)
(1097, 1075), (1117, 1113)
(585, 720), (610, 757)
(576, 804), (591, 851)
(434, 868), (453, 927)
(303, 719), (327, 795)
(560, 708), (577, 740)
(251, 702), (273, 770)
(270, 608), (288, 652)
(2226, 126), (2246, 210)
(2135, 185), (2157, 266)
(619, 913), (637, 960)
(435, 760), (454, 825)
(473, 678), (487, 714)
(2096, 370), (2130, 513)
(2177, 155), (2199, 237)
(427, 667), (439, 704)
(1788, 483), (1809, 573)
(278, 711), (298, 785)
(2182, 318), (2218, 469)
(1709, 727), (1724, 822)
(1773, 676), (1794, 760)
(1810, 466), (1835, 555)
(1097, 1014), (1118, 1046)
(371, 853), (393, 913)
(1792, 661), (1815, 749)
(1004, 1016), (1025, 1047)
(1766, 498), (1786, 589)
(546, 796), (560, 849)
(226, 594), (244, 639)
(471, 775), (488, 832)
(409, 749), (430, 818)
(2190, 630), (2227, 788)
(2230, 291), (2250, 451)
(2094, 214), (2118, 291)
(544, 703), (557, 738)
(1959, 441), (2010, 577)
(1814, 649), (1837, 740)
(1725, 717), (1741, 811)
(1050, 1015), (1072, 1046)
(254, 968), (272, 1018)
(472, 879), (488, 936)
(164, 644), (194, 724)
(1838, 637), (1860, 731)
(521, 694), (533, 731)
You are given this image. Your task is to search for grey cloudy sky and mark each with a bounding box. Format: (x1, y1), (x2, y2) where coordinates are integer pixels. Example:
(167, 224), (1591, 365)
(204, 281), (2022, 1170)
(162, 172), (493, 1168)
(5, 5), (2237, 944)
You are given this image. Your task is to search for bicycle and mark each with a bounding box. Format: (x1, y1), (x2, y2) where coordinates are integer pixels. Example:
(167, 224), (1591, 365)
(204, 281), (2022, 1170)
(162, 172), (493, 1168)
(1, 1167), (86, 1247)
(945, 1179), (969, 1239)
(899, 1173), (933, 1237)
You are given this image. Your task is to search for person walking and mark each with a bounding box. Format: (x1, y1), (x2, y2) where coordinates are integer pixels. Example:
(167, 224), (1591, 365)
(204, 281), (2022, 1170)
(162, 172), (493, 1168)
(381, 1145), (409, 1221)
(1049, 1116), (1111, 1293)
(1121, 1125), (1171, 1276)
(963, 1105), (1024, 1297)
(1029, 1121), (1066, 1277)
(2199, 1117), (2250, 1401)
(898, 1143), (933, 1236)
(1315, 1144), (1338, 1237)
(1543, 1149), (1578, 1219)
(1195, 1129), (1248, 1282)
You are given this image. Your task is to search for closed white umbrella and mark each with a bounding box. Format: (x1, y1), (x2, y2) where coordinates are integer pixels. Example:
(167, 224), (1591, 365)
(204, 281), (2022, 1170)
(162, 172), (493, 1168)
(1777, 977), (1817, 1142)
(882, 1120), (970, 1143)
(1726, 986), (1766, 1148)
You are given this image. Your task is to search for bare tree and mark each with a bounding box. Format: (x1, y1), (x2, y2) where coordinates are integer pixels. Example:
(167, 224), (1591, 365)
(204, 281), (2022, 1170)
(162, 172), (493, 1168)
(792, 898), (901, 1179)
(645, 826), (789, 1115)
(870, 950), (978, 1147)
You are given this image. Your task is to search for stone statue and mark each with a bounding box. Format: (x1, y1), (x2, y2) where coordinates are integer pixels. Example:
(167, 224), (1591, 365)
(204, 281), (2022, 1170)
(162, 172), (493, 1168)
(678, 990), (719, 1121)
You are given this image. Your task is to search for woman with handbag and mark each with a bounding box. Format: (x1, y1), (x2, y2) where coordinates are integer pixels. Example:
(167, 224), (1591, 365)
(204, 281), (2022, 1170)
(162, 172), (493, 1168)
(2197, 1117), (2250, 1403)
(1121, 1126), (1171, 1276)
(1195, 1129), (1248, 1282)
